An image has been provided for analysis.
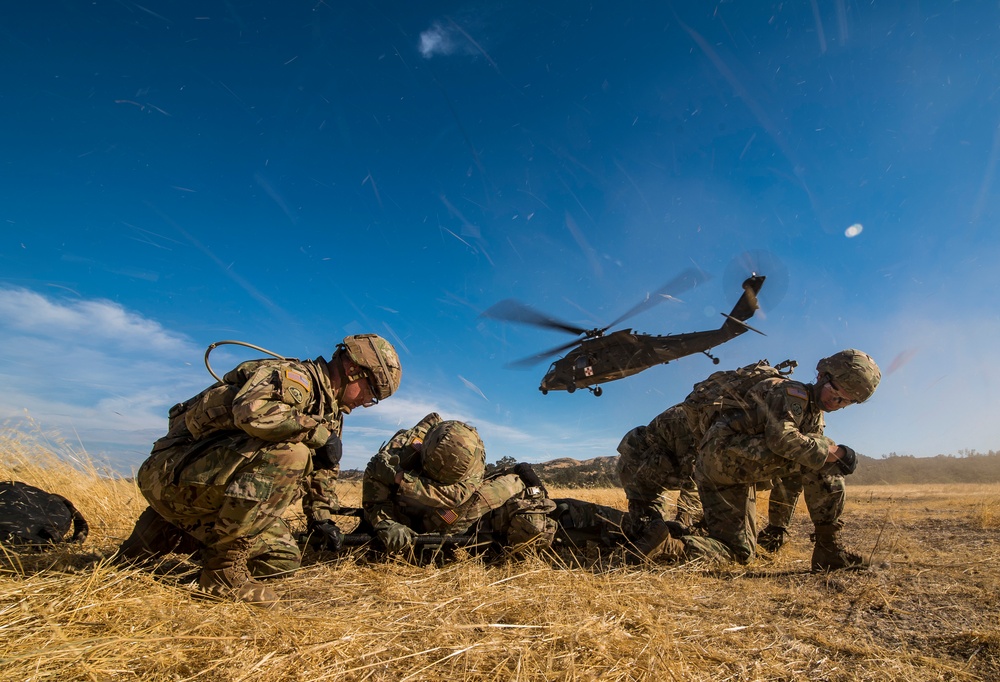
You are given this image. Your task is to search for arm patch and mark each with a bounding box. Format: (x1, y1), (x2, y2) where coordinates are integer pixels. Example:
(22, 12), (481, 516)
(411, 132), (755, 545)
(285, 369), (311, 392)
(786, 385), (808, 401)
(783, 384), (809, 420)
(438, 508), (459, 525)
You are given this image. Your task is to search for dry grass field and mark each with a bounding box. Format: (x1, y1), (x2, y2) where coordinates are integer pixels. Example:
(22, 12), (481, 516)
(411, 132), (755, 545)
(2, 428), (999, 681)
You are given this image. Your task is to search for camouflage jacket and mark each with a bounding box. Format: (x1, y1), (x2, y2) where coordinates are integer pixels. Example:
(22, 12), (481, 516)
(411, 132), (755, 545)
(362, 414), (525, 534)
(707, 379), (832, 471)
(152, 357), (345, 522)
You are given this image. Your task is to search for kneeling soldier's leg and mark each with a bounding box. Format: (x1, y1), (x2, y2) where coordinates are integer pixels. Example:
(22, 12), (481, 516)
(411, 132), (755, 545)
(248, 517), (302, 577)
(695, 480), (757, 563)
(803, 471), (865, 571)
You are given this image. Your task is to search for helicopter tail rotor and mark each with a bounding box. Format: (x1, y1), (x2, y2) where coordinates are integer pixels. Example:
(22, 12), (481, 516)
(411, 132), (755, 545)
(723, 250), (787, 317)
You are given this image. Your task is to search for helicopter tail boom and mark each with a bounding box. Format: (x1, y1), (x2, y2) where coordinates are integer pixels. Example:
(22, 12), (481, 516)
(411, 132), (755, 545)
(719, 275), (765, 337)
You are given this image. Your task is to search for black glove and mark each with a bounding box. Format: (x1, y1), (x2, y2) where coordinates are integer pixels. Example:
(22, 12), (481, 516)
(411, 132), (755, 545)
(836, 444), (858, 476)
(369, 453), (400, 486)
(308, 519), (344, 552)
(375, 521), (416, 554)
(513, 462), (548, 496)
(313, 434), (343, 470)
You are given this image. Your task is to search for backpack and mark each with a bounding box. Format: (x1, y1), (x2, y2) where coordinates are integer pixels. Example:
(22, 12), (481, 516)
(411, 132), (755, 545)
(0, 481), (89, 547)
(166, 359), (274, 440)
(680, 359), (798, 441)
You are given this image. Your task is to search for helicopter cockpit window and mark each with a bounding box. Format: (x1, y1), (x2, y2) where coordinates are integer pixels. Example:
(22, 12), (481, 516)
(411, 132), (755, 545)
(575, 356), (589, 370)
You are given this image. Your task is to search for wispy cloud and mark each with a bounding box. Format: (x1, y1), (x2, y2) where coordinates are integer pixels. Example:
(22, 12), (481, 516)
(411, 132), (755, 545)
(0, 288), (205, 467)
(0, 287), (622, 473)
(418, 18), (490, 60)
(419, 21), (462, 58)
(0, 288), (190, 353)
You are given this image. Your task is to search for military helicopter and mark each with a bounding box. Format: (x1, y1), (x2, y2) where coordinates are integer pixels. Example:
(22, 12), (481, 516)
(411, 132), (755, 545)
(481, 269), (766, 396)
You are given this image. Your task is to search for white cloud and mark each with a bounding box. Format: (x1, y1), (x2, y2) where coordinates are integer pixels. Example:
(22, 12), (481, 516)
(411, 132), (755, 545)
(419, 22), (455, 58)
(0, 288), (191, 353)
(418, 20), (480, 59)
(0, 287), (206, 468)
(0, 288), (626, 473)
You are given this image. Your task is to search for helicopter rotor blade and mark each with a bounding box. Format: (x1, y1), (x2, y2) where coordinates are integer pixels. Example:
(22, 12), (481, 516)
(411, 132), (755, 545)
(480, 299), (589, 336)
(603, 267), (712, 331)
(720, 313), (767, 336)
(504, 338), (584, 369)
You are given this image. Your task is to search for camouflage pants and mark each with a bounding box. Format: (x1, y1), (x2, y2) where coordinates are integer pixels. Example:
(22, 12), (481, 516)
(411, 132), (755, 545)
(687, 434), (846, 563)
(137, 434), (309, 571)
(767, 474), (804, 529)
(616, 446), (700, 524)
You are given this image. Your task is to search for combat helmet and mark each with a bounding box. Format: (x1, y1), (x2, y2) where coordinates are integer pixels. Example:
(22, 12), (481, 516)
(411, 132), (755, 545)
(421, 420), (486, 484)
(816, 349), (881, 403)
(340, 334), (402, 400)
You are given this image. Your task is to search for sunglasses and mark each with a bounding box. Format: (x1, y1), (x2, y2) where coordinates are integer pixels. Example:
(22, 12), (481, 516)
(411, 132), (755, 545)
(827, 379), (854, 406)
(361, 375), (380, 408)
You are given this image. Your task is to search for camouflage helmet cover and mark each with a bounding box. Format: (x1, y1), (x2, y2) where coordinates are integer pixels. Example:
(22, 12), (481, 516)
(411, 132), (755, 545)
(341, 334), (402, 400)
(421, 420), (486, 484)
(816, 349), (881, 403)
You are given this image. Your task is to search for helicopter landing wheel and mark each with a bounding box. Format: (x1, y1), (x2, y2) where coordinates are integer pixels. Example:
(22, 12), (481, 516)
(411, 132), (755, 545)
(713, 357), (720, 365)
(541, 389), (548, 395)
(591, 386), (603, 397)
(566, 384), (576, 394)
(703, 350), (720, 365)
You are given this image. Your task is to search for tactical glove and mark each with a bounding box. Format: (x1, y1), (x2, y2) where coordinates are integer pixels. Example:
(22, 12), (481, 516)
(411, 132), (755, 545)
(312, 434), (343, 470)
(513, 462), (548, 496)
(308, 519), (344, 552)
(835, 444), (858, 476)
(375, 521), (416, 554)
(370, 454), (401, 486)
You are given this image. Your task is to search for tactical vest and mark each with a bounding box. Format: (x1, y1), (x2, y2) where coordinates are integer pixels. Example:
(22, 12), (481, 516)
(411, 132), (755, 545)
(680, 359), (796, 441)
(166, 359), (275, 440)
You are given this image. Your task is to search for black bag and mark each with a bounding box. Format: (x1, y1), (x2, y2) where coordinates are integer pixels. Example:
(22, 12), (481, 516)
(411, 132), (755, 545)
(0, 481), (89, 547)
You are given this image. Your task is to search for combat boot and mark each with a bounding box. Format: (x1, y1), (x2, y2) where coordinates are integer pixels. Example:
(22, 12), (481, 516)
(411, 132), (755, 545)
(757, 524), (788, 554)
(199, 539), (279, 608)
(811, 523), (867, 572)
(113, 507), (202, 565)
(627, 517), (686, 563)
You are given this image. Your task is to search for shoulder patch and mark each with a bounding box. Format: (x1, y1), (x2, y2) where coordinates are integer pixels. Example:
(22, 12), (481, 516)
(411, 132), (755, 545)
(284, 369), (311, 392)
(438, 508), (459, 525)
(786, 385), (808, 401)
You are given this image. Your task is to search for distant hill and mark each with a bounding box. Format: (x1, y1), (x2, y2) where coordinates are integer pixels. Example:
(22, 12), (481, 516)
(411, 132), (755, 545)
(341, 450), (1000, 487)
(850, 451), (1000, 485)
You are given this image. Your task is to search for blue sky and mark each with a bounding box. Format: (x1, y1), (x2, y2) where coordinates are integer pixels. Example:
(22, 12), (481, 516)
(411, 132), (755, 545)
(1, 1), (998, 472)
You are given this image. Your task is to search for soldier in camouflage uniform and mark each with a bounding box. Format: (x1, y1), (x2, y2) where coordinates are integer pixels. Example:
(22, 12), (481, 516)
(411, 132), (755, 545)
(649, 349), (881, 571)
(756, 475), (805, 553)
(362, 414), (557, 557)
(616, 404), (701, 539)
(115, 334), (401, 606)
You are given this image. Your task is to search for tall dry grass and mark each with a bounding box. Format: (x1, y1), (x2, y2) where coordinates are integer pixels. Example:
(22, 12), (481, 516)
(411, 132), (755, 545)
(2, 428), (999, 681)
